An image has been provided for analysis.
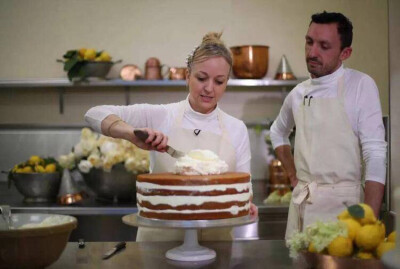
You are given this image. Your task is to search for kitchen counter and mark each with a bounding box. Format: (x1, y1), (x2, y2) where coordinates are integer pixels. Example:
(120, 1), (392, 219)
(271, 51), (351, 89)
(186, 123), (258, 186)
(49, 240), (296, 269)
(0, 180), (289, 241)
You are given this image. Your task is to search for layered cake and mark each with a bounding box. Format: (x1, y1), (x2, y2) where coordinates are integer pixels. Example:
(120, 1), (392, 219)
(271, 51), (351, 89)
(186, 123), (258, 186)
(136, 150), (252, 220)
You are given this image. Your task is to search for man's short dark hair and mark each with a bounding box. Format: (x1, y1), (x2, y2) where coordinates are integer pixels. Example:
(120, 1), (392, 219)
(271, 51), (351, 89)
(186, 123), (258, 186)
(311, 11), (353, 50)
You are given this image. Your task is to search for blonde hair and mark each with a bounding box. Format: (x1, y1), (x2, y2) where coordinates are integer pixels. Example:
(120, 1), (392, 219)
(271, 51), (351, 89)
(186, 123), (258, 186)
(186, 32), (232, 75)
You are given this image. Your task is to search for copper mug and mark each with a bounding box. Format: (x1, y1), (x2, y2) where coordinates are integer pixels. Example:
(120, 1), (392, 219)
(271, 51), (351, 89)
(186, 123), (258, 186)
(145, 57), (169, 80)
(168, 67), (187, 80)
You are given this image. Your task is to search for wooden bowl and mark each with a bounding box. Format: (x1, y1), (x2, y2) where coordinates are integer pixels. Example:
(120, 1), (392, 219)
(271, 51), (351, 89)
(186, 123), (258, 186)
(0, 213), (77, 269)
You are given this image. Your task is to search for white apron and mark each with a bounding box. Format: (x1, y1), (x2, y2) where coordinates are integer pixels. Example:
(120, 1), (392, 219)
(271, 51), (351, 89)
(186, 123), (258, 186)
(285, 76), (362, 240)
(136, 102), (237, 242)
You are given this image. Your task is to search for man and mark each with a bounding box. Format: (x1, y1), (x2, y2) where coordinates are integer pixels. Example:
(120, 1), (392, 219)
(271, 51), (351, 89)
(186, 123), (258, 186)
(270, 11), (387, 239)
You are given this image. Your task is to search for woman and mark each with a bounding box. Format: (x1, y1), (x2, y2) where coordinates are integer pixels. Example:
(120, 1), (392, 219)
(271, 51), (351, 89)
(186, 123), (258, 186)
(85, 32), (257, 241)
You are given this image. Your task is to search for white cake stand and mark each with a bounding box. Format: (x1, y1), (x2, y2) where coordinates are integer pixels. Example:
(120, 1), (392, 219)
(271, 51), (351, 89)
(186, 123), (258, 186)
(122, 213), (258, 262)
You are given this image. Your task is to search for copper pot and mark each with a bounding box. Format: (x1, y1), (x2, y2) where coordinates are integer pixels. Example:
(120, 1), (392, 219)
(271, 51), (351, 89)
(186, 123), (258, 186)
(168, 67), (187, 80)
(230, 45), (269, 79)
(145, 57), (169, 80)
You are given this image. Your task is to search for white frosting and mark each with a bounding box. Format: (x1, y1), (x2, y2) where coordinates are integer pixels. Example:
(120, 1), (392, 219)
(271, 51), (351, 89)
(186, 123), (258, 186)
(139, 203), (250, 215)
(137, 182), (250, 193)
(174, 149), (228, 175)
(137, 192), (250, 207)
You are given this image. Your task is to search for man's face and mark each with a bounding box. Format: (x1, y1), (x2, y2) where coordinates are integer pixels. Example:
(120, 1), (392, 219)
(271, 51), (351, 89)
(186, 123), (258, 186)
(305, 22), (352, 78)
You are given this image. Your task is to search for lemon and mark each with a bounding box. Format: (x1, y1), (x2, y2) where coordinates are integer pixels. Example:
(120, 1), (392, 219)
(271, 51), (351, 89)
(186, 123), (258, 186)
(45, 163), (57, 173)
(84, 49), (96, 61)
(355, 223), (383, 250)
(388, 231), (396, 242)
(340, 218), (361, 241)
(15, 168), (25, 173)
(337, 208), (351, 220)
(376, 241), (395, 259)
(78, 48), (87, 58)
(21, 166), (33, 173)
(358, 203), (377, 225)
(356, 251), (375, 259)
(328, 236), (353, 257)
(308, 242), (318, 253)
(11, 165), (18, 173)
(377, 221), (386, 241)
(98, 51), (111, 62)
(35, 165), (45, 173)
(28, 155), (42, 165)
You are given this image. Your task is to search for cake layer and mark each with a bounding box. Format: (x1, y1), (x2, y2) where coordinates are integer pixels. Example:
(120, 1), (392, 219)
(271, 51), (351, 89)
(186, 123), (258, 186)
(139, 209), (249, 220)
(137, 172), (250, 185)
(137, 192), (251, 207)
(137, 189), (248, 196)
(137, 181), (251, 193)
(138, 200), (248, 210)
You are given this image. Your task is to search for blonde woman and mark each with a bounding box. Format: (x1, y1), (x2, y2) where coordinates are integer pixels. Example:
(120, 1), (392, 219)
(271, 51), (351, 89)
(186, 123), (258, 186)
(85, 32), (257, 241)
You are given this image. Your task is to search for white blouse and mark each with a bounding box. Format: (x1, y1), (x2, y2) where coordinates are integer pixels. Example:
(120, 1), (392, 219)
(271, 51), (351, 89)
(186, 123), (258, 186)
(85, 98), (251, 173)
(270, 65), (387, 184)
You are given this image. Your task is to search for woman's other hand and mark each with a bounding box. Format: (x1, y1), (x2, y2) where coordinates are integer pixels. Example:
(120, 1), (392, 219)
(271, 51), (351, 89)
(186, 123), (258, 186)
(249, 202), (258, 218)
(132, 128), (168, 153)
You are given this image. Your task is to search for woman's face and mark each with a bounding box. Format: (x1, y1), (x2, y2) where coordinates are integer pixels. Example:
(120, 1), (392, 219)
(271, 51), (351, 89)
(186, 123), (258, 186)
(187, 56), (230, 114)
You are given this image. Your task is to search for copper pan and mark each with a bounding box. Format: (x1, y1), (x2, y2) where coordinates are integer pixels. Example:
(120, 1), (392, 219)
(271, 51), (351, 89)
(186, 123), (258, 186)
(230, 45), (269, 79)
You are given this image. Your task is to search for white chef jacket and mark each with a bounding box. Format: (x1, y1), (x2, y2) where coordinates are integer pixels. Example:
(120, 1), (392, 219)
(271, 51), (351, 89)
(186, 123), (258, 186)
(85, 97), (251, 173)
(270, 65), (387, 184)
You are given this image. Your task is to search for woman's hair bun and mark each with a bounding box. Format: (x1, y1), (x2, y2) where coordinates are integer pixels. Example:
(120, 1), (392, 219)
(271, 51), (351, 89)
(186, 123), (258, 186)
(202, 32), (224, 45)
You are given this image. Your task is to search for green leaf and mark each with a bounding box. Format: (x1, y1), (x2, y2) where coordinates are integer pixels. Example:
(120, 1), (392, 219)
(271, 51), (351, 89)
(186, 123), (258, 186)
(63, 50), (78, 59)
(64, 58), (79, 71)
(96, 50), (103, 57)
(348, 204), (364, 218)
(67, 61), (84, 81)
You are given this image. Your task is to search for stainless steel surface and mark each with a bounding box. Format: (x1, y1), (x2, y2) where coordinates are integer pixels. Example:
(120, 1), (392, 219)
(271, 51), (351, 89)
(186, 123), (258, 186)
(49, 240), (294, 268)
(10, 172), (61, 203)
(166, 145), (185, 159)
(0, 77), (307, 88)
(82, 164), (138, 202)
(102, 242), (126, 260)
(0, 205), (11, 230)
(389, 0), (400, 210)
(123, 214), (257, 229)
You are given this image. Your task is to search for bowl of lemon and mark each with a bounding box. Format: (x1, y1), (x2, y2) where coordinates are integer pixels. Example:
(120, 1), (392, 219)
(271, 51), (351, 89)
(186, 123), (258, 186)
(58, 48), (119, 81)
(8, 156), (62, 203)
(289, 203), (396, 268)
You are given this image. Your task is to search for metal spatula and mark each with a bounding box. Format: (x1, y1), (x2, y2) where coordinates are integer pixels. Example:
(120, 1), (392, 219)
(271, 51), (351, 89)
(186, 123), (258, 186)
(133, 130), (185, 159)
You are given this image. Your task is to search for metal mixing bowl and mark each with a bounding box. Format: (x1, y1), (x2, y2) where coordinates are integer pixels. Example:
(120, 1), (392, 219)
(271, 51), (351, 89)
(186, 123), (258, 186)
(80, 61), (113, 78)
(10, 173), (62, 203)
(0, 213), (77, 269)
(82, 164), (141, 202)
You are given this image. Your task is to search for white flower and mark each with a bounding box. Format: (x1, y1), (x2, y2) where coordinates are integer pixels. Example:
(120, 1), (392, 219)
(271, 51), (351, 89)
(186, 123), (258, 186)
(78, 160), (93, 173)
(81, 128), (97, 140)
(88, 153), (102, 168)
(81, 138), (97, 156)
(73, 142), (84, 159)
(100, 141), (118, 155)
(58, 152), (76, 169)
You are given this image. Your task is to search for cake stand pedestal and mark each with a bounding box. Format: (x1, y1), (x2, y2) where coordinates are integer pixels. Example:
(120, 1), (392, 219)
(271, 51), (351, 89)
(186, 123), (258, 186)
(122, 214), (258, 262)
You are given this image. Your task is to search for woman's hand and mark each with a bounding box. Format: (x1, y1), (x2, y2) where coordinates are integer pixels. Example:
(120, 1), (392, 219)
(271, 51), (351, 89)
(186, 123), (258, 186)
(249, 202), (258, 218)
(132, 128), (168, 153)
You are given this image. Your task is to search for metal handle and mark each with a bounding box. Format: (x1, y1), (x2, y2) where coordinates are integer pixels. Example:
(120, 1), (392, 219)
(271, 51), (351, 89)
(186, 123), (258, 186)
(133, 130), (149, 142)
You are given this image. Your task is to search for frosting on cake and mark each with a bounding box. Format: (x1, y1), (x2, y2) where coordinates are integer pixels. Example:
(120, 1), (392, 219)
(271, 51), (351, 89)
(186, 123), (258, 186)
(174, 149), (228, 175)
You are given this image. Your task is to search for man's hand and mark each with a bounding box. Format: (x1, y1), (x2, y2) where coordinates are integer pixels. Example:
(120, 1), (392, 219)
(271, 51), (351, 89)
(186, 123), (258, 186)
(250, 202), (258, 217)
(364, 181), (385, 218)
